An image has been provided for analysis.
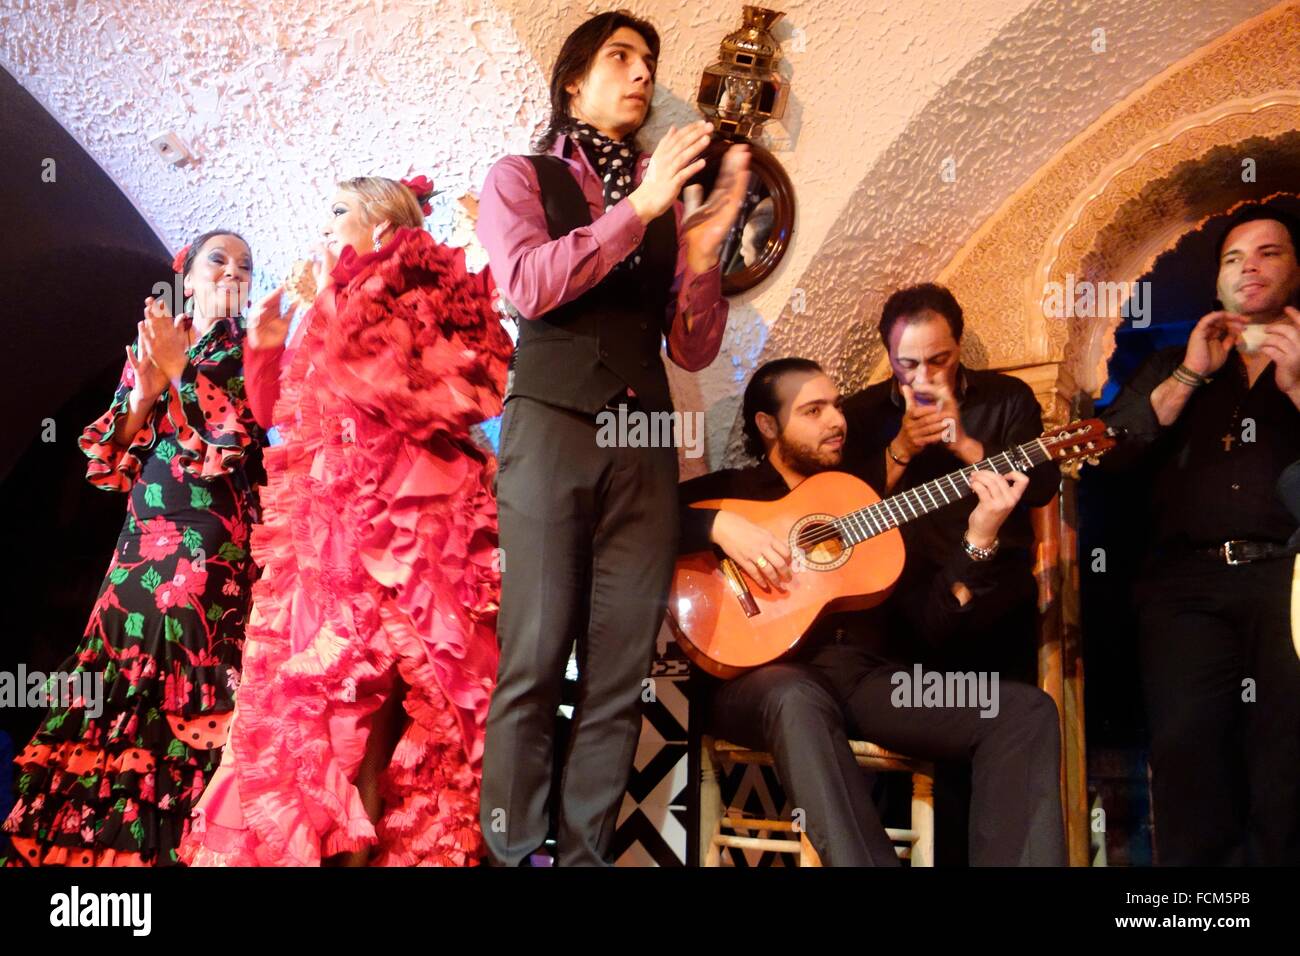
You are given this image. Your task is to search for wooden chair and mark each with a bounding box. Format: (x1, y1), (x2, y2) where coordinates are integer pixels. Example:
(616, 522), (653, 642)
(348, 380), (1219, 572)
(698, 735), (935, 866)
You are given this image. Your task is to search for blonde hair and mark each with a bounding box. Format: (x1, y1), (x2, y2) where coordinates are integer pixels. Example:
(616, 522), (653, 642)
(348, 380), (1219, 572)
(336, 176), (425, 231)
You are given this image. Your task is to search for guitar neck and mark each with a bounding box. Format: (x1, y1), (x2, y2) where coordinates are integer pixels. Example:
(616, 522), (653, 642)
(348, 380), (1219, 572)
(837, 438), (1053, 546)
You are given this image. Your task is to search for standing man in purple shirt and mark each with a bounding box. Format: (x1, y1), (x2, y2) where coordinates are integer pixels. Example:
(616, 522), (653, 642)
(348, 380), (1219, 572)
(475, 10), (750, 866)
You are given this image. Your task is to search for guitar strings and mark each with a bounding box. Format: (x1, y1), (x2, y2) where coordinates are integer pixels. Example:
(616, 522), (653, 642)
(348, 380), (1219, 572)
(791, 451), (1022, 549)
(790, 443), (1057, 551)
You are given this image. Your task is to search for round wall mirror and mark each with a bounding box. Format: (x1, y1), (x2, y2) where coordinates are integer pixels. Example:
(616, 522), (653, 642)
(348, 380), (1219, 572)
(688, 136), (795, 295)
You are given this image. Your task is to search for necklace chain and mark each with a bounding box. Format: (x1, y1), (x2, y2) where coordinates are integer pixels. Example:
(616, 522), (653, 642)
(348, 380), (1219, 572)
(1223, 354), (1249, 453)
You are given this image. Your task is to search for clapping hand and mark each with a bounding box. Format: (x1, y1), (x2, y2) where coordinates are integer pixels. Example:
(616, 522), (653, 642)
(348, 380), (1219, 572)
(680, 141), (752, 273)
(246, 286), (296, 352)
(1183, 310), (1248, 377)
(136, 295), (190, 389)
(630, 121), (714, 226)
(1262, 306), (1300, 395)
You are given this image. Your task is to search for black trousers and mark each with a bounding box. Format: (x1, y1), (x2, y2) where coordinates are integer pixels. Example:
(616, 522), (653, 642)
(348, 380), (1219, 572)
(480, 396), (679, 866)
(900, 557), (1041, 866)
(704, 639), (1067, 866)
(1137, 553), (1300, 865)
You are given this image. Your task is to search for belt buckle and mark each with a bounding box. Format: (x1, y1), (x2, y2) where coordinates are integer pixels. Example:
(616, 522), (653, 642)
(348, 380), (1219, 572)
(1221, 540), (1247, 565)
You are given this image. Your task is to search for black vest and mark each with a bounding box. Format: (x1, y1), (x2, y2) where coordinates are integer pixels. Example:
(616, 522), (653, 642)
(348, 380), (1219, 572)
(505, 152), (679, 415)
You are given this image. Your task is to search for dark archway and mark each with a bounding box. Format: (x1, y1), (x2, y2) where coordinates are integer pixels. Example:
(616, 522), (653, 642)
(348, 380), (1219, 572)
(0, 67), (171, 811)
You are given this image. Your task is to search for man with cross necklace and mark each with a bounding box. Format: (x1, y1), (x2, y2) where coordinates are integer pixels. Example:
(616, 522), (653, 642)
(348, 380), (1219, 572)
(1103, 204), (1300, 865)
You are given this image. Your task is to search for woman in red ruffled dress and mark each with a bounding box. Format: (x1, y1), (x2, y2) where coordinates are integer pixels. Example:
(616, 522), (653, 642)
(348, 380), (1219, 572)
(179, 176), (510, 866)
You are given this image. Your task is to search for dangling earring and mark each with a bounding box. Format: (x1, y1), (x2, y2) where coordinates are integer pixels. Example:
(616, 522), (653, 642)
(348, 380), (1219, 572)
(373, 237), (382, 252)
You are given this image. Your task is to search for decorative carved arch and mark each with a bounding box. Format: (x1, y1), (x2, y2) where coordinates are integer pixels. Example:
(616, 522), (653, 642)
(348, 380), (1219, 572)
(934, 1), (1300, 427)
(922, 2), (1300, 864)
(1044, 101), (1300, 414)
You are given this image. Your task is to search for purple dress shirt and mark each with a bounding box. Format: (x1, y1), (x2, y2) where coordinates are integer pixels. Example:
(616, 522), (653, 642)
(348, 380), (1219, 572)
(475, 133), (729, 372)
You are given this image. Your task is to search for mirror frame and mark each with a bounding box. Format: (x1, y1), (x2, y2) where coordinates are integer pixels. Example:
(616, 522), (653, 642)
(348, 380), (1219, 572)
(689, 136), (796, 296)
(722, 139), (795, 296)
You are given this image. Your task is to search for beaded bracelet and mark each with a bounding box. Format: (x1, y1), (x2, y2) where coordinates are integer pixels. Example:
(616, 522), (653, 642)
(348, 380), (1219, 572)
(1171, 363), (1211, 388)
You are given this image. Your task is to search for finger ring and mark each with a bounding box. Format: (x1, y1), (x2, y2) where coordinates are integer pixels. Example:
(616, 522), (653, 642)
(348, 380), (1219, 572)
(756, 557), (768, 569)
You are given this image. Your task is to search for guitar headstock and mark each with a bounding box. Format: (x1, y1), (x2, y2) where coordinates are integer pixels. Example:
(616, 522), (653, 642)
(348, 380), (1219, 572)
(1039, 418), (1119, 470)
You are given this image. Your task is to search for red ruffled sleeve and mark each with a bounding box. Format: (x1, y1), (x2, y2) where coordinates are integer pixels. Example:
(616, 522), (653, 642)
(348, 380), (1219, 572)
(80, 321), (264, 490)
(322, 229), (512, 442)
(243, 341), (287, 432)
(79, 354), (158, 492)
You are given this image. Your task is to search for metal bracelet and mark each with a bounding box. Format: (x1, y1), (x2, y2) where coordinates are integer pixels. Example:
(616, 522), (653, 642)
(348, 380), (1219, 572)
(962, 533), (999, 561)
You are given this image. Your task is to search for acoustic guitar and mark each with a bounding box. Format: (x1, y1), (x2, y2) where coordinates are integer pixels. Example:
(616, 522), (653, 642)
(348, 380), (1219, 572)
(667, 419), (1118, 678)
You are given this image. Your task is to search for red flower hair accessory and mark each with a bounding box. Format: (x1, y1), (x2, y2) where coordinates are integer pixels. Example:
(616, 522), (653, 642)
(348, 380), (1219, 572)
(171, 244), (191, 274)
(401, 175), (435, 216)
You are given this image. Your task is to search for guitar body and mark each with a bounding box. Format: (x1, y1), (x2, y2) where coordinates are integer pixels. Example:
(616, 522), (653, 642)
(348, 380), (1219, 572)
(667, 418), (1118, 678)
(668, 471), (905, 678)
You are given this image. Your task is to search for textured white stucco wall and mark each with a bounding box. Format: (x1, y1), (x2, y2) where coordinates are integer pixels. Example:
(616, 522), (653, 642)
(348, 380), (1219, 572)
(0, 0), (1279, 468)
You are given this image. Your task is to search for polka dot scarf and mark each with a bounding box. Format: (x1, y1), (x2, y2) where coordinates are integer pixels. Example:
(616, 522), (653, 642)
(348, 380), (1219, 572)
(566, 120), (644, 269)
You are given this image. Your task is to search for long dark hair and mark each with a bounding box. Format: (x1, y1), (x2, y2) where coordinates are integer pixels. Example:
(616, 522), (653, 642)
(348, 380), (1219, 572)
(534, 10), (660, 154)
(742, 358), (824, 459)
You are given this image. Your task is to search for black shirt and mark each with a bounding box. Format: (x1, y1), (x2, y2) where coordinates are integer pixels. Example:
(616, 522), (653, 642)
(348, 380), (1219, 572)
(678, 458), (1002, 658)
(839, 366), (1060, 561)
(1102, 347), (1300, 548)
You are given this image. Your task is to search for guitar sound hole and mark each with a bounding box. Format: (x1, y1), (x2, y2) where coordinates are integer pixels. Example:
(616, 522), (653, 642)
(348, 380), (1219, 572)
(799, 522), (844, 565)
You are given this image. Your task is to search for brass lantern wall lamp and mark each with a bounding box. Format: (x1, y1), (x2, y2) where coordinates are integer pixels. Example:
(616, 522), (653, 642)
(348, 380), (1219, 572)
(696, 6), (790, 140)
(694, 6), (796, 295)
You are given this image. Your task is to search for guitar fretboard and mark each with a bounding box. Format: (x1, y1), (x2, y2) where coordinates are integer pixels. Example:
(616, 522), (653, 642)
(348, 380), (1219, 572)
(832, 438), (1053, 547)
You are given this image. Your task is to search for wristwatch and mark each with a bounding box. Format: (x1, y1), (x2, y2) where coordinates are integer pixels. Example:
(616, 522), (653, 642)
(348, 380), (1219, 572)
(962, 533), (999, 561)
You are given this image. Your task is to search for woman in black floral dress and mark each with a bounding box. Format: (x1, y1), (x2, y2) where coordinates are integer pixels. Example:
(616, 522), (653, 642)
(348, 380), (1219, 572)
(2, 231), (265, 866)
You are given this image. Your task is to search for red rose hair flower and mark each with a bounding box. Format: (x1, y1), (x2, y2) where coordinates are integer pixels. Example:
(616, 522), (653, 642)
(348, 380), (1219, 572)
(171, 244), (191, 274)
(401, 175), (435, 216)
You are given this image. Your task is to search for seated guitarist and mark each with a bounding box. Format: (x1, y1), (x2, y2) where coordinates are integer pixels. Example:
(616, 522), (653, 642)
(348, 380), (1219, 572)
(679, 358), (1066, 866)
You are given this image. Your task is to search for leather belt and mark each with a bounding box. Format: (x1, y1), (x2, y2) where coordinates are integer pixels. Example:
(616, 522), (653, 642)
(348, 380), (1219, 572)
(1192, 540), (1297, 565)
